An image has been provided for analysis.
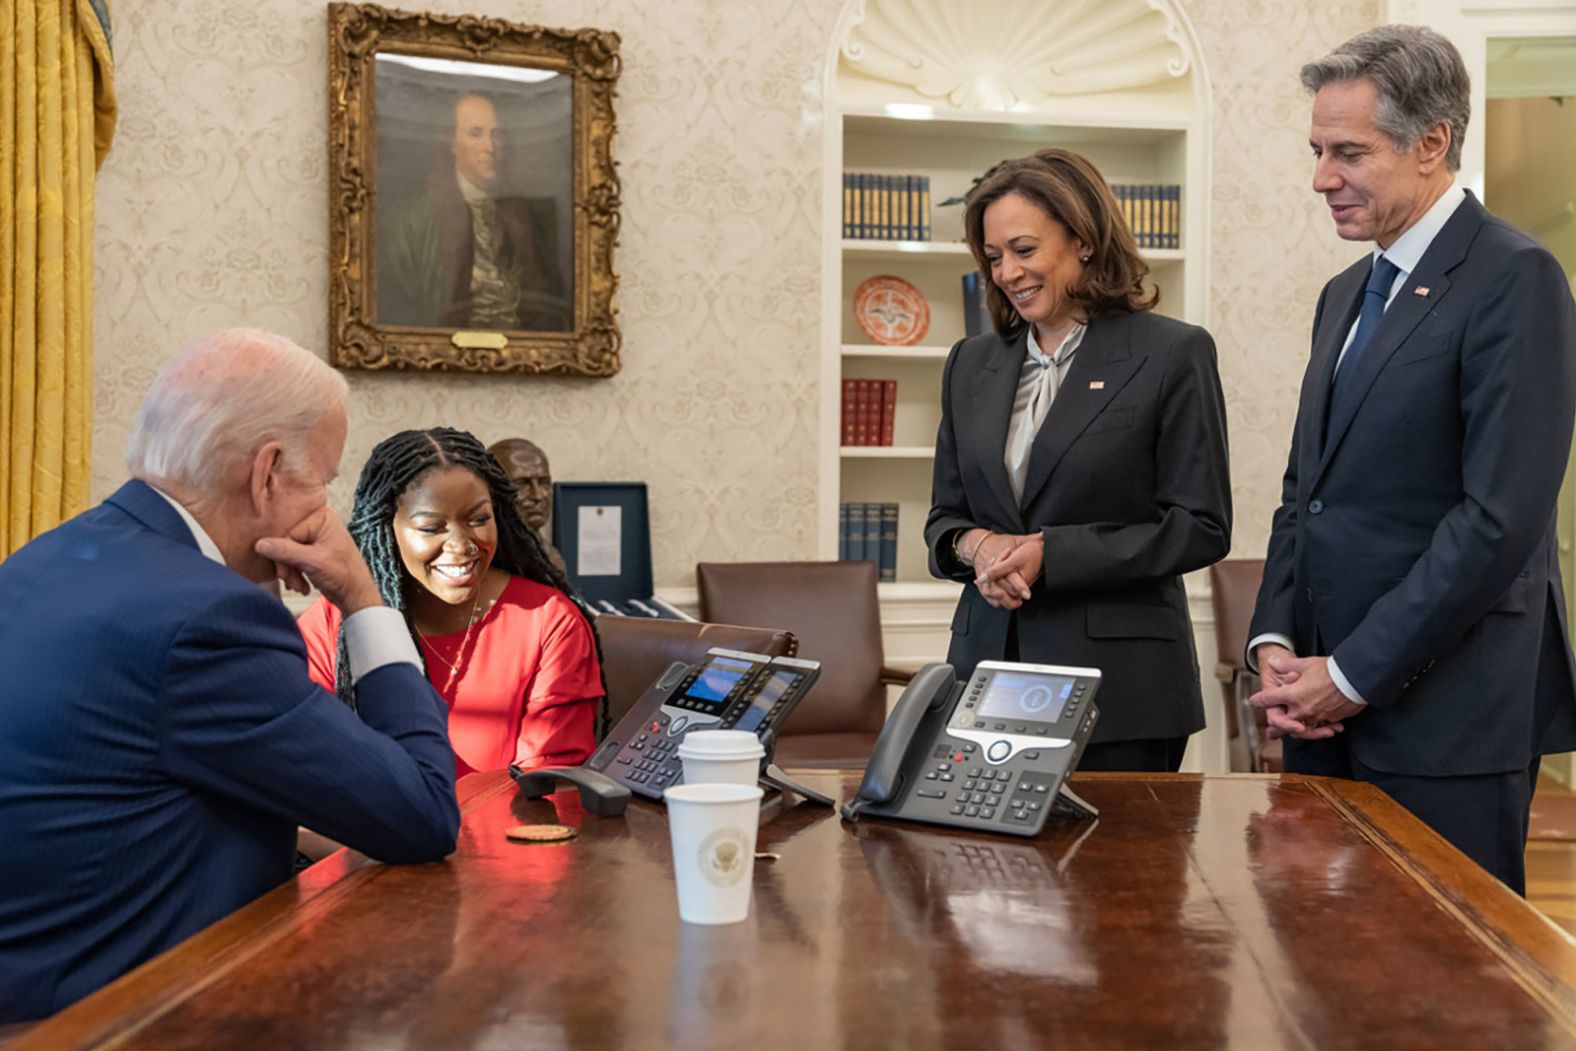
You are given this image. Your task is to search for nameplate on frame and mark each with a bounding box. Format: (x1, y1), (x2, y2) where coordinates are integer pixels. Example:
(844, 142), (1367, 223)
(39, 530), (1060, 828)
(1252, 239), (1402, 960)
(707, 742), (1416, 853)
(451, 331), (509, 351)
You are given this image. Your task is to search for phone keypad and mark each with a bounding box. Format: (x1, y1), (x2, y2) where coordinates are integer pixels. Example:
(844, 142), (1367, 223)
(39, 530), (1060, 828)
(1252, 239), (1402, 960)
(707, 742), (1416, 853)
(918, 752), (1063, 830)
(615, 728), (680, 789)
(938, 762), (1014, 822)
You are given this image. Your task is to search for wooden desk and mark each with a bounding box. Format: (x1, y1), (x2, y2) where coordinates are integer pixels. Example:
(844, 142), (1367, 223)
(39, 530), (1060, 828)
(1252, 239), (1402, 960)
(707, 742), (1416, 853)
(18, 772), (1576, 1050)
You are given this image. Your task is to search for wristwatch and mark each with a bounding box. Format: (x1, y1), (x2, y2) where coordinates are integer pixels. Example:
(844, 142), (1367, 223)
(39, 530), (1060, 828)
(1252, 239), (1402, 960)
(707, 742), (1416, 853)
(952, 529), (977, 568)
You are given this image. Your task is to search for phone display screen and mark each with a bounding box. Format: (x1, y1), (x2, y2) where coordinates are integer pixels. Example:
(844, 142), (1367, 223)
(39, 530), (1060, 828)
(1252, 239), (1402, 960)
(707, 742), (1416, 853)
(681, 657), (755, 713)
(733, 671), (794, 733)
(976, 671), (1073, 724)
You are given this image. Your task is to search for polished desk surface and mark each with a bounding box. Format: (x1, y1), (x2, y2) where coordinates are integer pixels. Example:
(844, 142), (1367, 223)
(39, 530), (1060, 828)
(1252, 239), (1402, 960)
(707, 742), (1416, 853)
(18, 771), (1576, 1050)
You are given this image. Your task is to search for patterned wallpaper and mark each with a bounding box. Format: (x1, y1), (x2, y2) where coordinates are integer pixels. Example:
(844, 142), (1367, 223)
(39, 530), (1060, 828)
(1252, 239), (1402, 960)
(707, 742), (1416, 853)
(91, 0), (1377, 585)
(1189, 0), (1380, 558)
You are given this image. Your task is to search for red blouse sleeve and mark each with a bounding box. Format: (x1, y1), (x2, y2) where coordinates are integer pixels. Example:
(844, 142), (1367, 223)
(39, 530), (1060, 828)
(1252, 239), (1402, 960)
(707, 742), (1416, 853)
(513, 602), (602, 768)
(294, 596), (341, 695)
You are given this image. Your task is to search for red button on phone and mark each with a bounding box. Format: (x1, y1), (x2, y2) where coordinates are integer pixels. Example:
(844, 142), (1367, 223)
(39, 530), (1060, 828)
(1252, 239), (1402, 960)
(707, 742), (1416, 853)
(953, 752), (965, 762)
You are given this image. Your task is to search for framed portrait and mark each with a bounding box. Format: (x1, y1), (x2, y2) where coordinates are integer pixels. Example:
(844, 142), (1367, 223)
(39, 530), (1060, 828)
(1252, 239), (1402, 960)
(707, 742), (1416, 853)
(327, 3), (621, 375)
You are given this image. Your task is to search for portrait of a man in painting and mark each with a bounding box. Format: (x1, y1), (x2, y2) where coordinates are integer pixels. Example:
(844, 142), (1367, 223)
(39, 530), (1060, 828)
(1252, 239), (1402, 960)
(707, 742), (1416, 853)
(374, 57), (574, 333)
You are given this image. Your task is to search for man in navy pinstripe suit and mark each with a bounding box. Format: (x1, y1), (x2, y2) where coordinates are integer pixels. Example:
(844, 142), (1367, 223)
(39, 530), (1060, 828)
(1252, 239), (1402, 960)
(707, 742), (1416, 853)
(0, 330), (460, 1022)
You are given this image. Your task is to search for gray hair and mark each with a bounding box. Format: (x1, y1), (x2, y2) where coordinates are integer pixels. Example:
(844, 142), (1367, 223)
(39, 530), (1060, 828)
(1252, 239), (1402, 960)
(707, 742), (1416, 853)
(126, 328), (348, 493)
(1301, 24), (1470, 172)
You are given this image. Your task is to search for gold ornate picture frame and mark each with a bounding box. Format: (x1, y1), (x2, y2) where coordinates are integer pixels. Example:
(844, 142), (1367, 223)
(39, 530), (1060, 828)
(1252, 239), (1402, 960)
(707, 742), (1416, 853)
(327, 3), (621, 375)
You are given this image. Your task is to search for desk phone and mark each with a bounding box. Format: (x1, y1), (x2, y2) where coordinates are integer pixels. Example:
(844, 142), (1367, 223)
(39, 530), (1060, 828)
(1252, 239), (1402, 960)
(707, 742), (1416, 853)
(586, 648), (821, 801)
(842, 660), (1101, 837)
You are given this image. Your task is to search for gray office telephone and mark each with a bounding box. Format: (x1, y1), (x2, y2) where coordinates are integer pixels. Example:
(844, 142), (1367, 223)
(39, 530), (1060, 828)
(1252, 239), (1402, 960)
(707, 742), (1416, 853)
(585, 648), (826, 803)
(842, 660), (1101, 837)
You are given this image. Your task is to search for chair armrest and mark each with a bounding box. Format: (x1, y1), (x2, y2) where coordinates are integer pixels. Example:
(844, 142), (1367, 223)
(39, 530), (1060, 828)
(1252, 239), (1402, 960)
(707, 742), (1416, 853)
(1213, 661), (1238, 684)
(879, 665), (916, 686)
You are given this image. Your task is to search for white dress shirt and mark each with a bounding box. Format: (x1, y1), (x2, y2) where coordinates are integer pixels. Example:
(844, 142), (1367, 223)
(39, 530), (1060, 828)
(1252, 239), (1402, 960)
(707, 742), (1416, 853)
(1248, 182), (1467, 705)
(149, 485), (420, 684)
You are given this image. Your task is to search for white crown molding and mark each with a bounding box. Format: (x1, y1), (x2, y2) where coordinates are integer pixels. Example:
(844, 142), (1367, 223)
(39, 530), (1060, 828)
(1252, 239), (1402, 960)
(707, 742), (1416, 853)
(840, 0), (1192, 110)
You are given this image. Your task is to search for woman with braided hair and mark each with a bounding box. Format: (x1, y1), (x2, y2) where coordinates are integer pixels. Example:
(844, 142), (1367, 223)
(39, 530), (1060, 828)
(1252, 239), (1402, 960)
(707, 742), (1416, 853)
(296, 427), (604, 775)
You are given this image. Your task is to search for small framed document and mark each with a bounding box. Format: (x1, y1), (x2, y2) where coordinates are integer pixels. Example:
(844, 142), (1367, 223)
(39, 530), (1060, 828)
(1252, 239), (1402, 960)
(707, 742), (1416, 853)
(575, 505), (623, 578)
(552, 483), (660, 611)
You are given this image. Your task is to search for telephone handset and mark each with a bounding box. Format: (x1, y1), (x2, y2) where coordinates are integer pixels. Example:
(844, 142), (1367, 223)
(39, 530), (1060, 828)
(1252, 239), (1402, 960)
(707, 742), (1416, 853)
(842, 660), (1101, 837)
(586, 647), (821, 801)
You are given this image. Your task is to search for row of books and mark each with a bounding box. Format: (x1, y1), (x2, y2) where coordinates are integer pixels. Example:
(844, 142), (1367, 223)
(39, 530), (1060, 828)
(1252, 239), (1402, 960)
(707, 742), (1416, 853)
(843, 173), (931, 241)
(838, 502), (899, 582)
(841, 378), (897, 446)
(1113, 184), (1180, 250)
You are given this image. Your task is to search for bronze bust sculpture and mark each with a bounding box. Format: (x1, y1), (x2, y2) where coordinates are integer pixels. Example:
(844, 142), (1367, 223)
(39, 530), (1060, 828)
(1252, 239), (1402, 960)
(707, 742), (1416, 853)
(488, 437), (566, 574)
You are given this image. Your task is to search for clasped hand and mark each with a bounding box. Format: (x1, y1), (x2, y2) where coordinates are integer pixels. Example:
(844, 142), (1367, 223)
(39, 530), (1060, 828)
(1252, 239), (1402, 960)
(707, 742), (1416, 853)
(1248, 644), (1365, 740)
(970, 531), (1044, 610)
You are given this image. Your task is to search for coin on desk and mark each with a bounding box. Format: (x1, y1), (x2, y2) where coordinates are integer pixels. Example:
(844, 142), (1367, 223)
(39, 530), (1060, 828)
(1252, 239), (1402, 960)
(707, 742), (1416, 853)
(505, 824), (577, 843)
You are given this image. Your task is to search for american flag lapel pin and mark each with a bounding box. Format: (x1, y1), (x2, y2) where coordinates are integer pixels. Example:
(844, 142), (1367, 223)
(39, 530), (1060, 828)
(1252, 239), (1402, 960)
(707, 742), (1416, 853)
(1089, 380), (1105, 390)
(1414, 286), (1430, 297)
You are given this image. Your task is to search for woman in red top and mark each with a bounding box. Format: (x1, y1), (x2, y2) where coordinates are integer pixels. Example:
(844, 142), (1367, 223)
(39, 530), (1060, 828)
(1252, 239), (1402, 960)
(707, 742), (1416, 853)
(297, 428), (603, 775)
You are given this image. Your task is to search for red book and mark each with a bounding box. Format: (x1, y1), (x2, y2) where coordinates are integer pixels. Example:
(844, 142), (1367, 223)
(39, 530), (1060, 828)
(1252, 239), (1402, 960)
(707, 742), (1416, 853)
(880, 379), (896, 446)
(841, 379), (858, 446)
(852, 380), (867, 446)
(859, 379), (880, 446)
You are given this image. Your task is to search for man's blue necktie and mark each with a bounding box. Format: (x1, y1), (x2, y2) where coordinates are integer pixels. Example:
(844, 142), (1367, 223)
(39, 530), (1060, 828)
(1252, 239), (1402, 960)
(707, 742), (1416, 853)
(1328, 255), (1401, 427)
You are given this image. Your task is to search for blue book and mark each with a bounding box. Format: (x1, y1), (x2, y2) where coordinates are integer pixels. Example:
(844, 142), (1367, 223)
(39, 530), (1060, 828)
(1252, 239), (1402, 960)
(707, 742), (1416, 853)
(863, 503), (881, 567)
(878, 503), (898, 582)
(903, 174), (916, 240)
(855, 174), (867, 239)
(846, 502), (866, 562)
(838, 502), (852, 561)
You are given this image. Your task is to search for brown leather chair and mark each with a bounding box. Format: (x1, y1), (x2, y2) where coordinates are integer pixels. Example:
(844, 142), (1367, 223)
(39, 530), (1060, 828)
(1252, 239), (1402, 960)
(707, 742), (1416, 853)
(696, 560), (914, 769)
(1208, 559), (1281, 772)
(595, 616), (797, 729)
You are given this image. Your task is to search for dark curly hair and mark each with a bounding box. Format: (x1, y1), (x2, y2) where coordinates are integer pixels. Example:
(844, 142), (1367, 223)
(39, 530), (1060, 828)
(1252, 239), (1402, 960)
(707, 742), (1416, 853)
(331, 427), (608, 740)
(963, 148), (1157, 338)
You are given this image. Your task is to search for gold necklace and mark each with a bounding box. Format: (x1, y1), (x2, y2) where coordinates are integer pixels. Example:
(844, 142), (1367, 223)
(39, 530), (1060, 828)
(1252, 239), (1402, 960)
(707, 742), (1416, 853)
(419, 584), (486, 694)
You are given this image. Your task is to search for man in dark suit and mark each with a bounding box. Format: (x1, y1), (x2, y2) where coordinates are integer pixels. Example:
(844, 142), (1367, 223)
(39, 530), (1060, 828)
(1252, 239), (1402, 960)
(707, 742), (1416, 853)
(0, 329), (460, 1022)
(1248, 25), (1576, 894)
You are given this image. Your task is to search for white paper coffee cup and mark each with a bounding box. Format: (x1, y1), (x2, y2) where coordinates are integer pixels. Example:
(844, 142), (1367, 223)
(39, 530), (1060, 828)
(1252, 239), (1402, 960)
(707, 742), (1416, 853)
(663, 782), (764, 925)
(676, 729), (764, 789)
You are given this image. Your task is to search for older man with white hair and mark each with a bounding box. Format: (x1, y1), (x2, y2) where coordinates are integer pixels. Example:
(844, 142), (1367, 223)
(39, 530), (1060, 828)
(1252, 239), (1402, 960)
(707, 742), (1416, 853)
(0, 329), (459, 1023)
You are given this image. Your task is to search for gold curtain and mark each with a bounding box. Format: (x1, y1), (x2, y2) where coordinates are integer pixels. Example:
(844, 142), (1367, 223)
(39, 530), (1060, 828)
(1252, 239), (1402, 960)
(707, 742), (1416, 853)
(1, 0), (115, 557)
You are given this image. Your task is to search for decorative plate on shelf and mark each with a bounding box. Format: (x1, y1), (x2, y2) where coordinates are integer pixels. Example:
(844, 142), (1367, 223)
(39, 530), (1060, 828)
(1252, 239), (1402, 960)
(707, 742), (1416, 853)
(854, 275), (931, 346)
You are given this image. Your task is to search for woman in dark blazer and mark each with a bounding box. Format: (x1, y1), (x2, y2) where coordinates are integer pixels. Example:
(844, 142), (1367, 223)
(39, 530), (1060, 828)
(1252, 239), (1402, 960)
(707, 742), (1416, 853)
(925, 149), (1231, 772)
